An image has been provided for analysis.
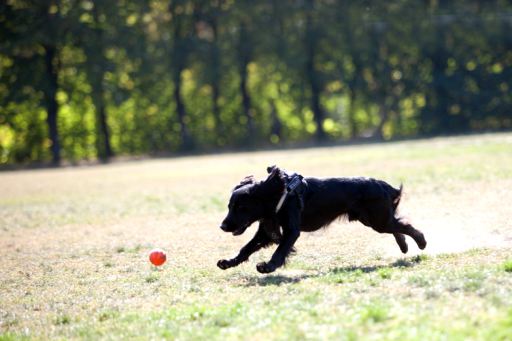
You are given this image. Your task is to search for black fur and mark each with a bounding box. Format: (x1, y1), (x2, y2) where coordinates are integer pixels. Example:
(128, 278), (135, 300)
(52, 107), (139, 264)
(218, 166), (426, 274)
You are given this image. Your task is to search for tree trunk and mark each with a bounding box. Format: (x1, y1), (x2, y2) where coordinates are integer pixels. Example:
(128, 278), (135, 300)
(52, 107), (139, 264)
(92, 3), (113, 161)
(210, 19), (223, 140)
(95, 96), (112, 160)
(238, 22), (254, 145)
(375, 100), (388, 140)
(270, 100), (282, 142)
(212, 78), (221, 139)
(174, 69), (193, 151)
(348, 87), (358, 139)
(43, 44), (61, 165)
(423, 39), (448, 135)
(239, 61), (253, 143)
(169, 1), (193, 151)
(346, 54), (363, 139)
(305, 0), (326, 142)
(308, 70), (325, 141)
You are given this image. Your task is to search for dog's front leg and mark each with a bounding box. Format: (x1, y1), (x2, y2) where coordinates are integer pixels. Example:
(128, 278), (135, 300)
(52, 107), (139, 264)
(217, 227), (271, 270)
(257, 209), (301, 274)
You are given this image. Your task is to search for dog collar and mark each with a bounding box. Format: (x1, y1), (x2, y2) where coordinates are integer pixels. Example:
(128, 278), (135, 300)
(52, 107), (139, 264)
(275, 173), (305, 213)
(275, 191), (288, 213)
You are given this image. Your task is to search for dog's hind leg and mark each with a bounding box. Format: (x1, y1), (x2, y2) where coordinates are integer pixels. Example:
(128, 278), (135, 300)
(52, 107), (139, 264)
(371, 217), (426, 250)
(391, 218), (426, 250)
(217, 227), (272, 270)
(393, 233), (408, 254)
(357, 201), (426, 252)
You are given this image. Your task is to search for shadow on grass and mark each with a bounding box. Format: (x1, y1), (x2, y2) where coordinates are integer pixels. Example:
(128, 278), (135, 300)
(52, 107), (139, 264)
(240, 273), (315, 287)
(239, 255), (427, 287)
(330, 254), (427, 275)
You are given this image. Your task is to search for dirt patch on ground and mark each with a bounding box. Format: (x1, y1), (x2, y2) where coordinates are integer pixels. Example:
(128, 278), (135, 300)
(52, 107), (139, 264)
(2, 178), (511, 273)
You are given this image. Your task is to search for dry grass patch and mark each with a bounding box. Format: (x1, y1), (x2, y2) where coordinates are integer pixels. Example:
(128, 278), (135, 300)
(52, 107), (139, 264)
(1, 133), (512, 339)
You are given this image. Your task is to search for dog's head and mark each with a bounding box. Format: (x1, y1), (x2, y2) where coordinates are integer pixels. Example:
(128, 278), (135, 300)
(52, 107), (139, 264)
(220, 166), (285, 236)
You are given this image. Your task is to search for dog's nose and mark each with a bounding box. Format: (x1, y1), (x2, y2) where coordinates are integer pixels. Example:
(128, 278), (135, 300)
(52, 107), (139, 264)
(220, 223), (228, 231)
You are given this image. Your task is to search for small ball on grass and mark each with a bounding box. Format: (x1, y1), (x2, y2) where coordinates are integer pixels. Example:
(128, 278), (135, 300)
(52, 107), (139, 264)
(149, 248), (166, 266)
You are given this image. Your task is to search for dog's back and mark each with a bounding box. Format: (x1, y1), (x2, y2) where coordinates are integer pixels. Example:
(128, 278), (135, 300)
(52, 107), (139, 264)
(299, 177), (402, 231)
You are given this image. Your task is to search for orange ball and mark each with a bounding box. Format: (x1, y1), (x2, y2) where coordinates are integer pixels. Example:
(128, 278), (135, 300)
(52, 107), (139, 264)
(149, 248), (166, 266)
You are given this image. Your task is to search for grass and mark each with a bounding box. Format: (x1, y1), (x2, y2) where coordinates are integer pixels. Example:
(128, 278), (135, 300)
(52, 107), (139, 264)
(1, 133), (512, 340)
(503, 259), (512, 273)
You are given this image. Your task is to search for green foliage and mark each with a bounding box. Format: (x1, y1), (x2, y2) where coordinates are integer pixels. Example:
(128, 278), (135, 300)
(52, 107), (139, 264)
(377, 267), (392, 279)
(1, 1), (512, 164)
(145, 274), (159, 283)
(54, 314), (71, 326)
(503, 259), (512, 272)
(360, 302), (390, 323)
(489, 309), (512, 341)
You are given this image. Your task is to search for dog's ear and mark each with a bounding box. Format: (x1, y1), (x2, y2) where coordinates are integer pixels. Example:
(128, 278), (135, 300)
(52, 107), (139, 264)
(261, 166), (285, 192)
(266, 165), (282, 178)
(233, 175), (255, 190)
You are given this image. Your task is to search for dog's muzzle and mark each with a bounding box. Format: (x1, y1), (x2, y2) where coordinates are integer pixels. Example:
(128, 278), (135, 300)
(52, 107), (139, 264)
(220, 222), (247, 236)
(231, 226), (247, 236)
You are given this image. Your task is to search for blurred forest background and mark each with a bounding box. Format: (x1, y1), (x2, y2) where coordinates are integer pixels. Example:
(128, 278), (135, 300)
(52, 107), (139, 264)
(1, 0), (511, 165)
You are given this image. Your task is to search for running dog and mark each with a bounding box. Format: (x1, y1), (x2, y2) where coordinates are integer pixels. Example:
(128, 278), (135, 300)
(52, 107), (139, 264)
(218, 166), (426, 274)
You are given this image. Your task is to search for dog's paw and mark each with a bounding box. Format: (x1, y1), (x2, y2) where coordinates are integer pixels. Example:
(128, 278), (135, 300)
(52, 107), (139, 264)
(256, 261), (276, 274)
(393, 234), (409, 254)
(217, 259), (234, 270)
(416, 233), (427, 250)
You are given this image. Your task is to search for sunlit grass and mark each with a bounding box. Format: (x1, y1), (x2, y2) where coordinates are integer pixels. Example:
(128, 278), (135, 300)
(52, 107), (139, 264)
(1, 133), (512, 339)
(503, 259), (512, 273)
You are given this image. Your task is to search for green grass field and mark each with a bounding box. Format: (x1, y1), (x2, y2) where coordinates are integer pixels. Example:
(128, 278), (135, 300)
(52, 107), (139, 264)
(1, 133), (512, 340)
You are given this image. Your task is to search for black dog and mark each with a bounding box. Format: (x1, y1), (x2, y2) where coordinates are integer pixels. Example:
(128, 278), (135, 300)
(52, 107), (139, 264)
(218, 166), (426, 274)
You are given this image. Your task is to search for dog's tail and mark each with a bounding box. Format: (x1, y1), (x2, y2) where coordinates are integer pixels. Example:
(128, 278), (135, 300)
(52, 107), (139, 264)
(392, 184), (403, 211)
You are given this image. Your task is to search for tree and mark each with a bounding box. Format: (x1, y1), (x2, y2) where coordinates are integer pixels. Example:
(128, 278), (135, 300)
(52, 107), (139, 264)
(197, 0), (225, 143)
(0, 0), (77, 164)
(168, 0), (194, 151)
(81, 1), (114, 160)
(304, 0), (326, 141)
(1, 0), (512, 165)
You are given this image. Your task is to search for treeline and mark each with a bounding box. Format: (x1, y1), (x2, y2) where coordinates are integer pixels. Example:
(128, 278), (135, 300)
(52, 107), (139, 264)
(1, 0), (511, 165)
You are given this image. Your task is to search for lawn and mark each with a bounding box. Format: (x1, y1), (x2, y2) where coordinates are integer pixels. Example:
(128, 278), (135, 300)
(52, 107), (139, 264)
(1, 133), (512, 340)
